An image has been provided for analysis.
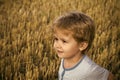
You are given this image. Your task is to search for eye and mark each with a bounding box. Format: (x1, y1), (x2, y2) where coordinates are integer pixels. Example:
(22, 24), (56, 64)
(54, 37), (58, 41)
(62, 39), (67, 43)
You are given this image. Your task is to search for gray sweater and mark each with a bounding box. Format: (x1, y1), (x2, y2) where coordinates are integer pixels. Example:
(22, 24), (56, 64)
(58, 55), (109, 80)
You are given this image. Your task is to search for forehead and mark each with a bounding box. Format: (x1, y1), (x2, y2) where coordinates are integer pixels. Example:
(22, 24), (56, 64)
(53, 27), (73, 36)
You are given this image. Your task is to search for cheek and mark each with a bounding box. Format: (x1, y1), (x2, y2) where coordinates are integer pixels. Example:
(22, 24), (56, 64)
(64, 44), (79, 52)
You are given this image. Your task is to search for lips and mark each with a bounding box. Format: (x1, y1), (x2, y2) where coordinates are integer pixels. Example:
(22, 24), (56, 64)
(57, 50), (63, 53)
(56, 50), (64, 58)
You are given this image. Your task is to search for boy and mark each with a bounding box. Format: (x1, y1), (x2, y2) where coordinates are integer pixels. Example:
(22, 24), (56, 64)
(52, 11), (114, 80)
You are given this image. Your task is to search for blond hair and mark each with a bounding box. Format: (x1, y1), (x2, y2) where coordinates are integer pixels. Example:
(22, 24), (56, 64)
(52, 11), (95, 52)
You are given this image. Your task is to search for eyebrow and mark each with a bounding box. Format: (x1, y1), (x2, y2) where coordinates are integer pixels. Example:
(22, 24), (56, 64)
(53, 34), (57, 38)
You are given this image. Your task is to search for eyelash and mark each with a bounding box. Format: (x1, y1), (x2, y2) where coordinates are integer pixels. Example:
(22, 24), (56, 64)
(62, 40), (67, 43)
(54, 37), (67, 43)
(54, 37), (58, 41)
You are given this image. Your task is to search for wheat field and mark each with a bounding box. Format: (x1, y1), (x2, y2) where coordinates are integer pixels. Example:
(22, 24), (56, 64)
(0, 0), (120, 80)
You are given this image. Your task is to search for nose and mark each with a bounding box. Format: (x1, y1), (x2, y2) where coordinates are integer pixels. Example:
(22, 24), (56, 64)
(54, 40), (61, 49)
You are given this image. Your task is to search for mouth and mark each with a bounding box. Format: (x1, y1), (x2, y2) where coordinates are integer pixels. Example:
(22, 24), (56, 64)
(56, 50), (64, 57)
(57, 50), (63, 54)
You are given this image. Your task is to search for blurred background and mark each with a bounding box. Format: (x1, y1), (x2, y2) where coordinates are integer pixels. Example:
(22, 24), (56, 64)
(0, 0), (120, 80)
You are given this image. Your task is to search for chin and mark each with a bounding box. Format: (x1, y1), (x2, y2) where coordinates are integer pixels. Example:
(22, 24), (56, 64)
(58, 55), (63, 58)
(57, 54), (64, 58)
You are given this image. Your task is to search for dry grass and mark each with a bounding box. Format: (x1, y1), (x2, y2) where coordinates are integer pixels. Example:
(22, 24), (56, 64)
(0, 0), (119, 80)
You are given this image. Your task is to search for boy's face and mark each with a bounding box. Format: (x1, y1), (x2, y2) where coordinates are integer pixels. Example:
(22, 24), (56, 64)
(53, 28), (81, 59)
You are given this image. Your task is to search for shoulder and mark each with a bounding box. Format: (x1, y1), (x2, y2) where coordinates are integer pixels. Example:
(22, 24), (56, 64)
(83, 56), (110, 80)
(81, 55), (96, 66)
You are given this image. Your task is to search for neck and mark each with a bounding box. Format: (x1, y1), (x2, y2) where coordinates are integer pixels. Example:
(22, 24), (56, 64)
(64, 53), (84, 69)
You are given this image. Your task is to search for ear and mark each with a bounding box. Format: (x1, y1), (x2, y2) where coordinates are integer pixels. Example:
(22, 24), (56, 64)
(79, 42), (88, 51)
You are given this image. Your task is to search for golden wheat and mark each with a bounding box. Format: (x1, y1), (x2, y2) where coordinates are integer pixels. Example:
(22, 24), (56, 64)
(0, 0), (119, 80)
